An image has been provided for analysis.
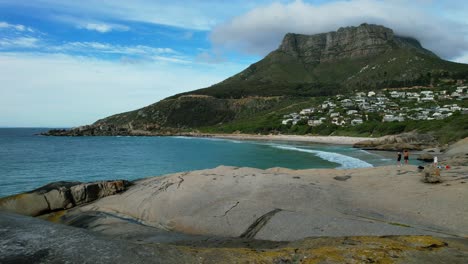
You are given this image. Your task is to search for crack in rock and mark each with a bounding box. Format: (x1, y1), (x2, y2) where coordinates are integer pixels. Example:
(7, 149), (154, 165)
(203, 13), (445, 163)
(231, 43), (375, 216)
(240, 209), (282, 239)
(158, 181), (174, 192)
(177, 176), (185, 188)
(222, 201), (239, 217)
(42, 195), (51, 211)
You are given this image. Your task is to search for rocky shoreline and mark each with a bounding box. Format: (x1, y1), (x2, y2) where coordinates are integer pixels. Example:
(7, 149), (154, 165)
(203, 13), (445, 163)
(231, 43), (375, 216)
(2, 158), (468, 262)
(2, 137), (466, 263)
(42, 125), (444, 150)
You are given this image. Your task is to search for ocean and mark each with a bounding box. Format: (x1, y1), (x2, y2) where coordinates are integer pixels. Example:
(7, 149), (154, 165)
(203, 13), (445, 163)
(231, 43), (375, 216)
(0, 128), (395, 197)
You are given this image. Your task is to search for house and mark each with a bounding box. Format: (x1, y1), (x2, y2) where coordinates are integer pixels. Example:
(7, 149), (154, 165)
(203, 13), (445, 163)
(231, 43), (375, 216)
(290, 113), (300, 119)
(456, 86), (467, 93)
(451, 105), (461, 111)
(368, 91), (376, 97)
(437, 107), (450, 113)
(420, 91), (434, 97)
(421, 96), (434, 102)
(282, 119), (293, 125)
(346, 110), (359, 115)
(308, 119), (323, 127)
(383, 115), (405, 122)
(351, 118), (363, 125)
(340, 99), (354, 108)
(390, 91), (405, 98)
(300, 108), (314, 115)
(331, 117), (346, 126)
(330, 112), (340, 118)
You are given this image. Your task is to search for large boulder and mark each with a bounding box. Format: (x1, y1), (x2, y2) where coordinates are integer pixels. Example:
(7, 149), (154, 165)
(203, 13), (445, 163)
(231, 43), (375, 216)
(417, 153), (434, 162)
(354, 133), (438, 151)
(421, 166), (442, 183)
(440, 137), (468, 166)
(0, 180), (130, 217)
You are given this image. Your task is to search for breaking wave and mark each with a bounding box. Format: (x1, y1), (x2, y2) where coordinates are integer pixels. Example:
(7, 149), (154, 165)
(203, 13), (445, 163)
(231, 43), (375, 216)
(271, 145), (373, 169)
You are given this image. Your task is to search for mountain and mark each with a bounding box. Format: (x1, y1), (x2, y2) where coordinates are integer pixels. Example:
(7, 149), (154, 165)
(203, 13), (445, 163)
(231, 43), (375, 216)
(44, 23), (468, 136)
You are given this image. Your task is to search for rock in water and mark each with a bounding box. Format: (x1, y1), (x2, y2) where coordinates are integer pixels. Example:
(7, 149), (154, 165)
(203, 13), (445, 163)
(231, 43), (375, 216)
(0, 180), (130, 216)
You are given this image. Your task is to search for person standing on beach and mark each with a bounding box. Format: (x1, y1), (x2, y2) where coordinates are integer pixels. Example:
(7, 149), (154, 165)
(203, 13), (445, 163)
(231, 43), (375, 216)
(434, 156), (438, 167)
(403, 150), (409, 165)
(397, 152), (402, 167)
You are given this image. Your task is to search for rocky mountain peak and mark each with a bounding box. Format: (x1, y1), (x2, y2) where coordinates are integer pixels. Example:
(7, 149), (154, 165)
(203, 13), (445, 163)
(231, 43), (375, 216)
(278, 23), (432, 63)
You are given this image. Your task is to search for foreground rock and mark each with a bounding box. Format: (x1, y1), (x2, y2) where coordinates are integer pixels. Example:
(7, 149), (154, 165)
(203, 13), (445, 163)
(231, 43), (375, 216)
(50, 165), (468, 241)
(441, 137), (468, 166)
(0, 180), (130, 216)
(1, 212), (467, 264)
(353, 132), (438, 150)
(421, 166), (443, 183)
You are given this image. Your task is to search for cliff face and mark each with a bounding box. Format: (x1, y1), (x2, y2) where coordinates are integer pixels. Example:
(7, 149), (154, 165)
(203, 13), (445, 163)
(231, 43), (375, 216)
(279, 24), (436, 63)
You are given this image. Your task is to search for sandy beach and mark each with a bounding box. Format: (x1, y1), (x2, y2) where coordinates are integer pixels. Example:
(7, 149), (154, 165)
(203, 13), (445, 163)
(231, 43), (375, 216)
(204, 133), (372, 145)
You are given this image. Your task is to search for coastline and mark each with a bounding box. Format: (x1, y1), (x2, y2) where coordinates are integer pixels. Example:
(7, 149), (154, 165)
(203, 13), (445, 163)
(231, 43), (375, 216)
(200, 133), (372, 145)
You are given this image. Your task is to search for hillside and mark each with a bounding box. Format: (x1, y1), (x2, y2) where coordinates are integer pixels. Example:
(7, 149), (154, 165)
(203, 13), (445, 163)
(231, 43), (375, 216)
(44, 23), (468, 140)
(174, 23), (467, 98)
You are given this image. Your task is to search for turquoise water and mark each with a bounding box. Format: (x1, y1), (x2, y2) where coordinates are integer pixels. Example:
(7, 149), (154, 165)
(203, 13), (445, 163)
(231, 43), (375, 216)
(0, 128), (394, 197)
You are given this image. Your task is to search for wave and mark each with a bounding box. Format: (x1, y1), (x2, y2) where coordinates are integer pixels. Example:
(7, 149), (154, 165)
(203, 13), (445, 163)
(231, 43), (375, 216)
(174, 136), (243, 144)
(271, 145), (373, 169)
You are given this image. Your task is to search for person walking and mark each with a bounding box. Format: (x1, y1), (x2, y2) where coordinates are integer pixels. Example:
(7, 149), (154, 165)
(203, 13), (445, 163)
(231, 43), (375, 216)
(397, 152), (402, 167)
(434, 156), (438, 167)
(403, 150), (409, 165)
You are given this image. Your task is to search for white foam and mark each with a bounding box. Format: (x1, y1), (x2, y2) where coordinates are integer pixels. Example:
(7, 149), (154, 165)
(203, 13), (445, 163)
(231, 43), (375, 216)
(174, 136), (243, 144)
(272, 145), (373, 169)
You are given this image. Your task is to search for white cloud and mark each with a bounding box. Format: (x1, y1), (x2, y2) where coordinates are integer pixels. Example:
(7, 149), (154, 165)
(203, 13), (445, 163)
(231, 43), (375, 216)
(211, 0), (468, 60)
(195, 51), (226, 64)
(5, 0), (243, 30)
(51, 41), (180, 62)
(0, 37), (40, 49)
(50, 15), (130, 33)
(80, 22), (129, 33)
(0, 21), (34, 32)
(453, 52), (468, 64)
(0, 52), (247, 127)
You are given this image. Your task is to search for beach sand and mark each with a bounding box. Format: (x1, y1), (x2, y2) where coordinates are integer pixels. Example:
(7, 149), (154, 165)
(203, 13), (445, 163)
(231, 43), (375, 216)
(205, 133), (372, 145)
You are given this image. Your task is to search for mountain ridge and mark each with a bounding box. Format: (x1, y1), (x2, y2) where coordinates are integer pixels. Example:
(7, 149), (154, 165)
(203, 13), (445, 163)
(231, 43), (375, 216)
(44, 23), (468, 137)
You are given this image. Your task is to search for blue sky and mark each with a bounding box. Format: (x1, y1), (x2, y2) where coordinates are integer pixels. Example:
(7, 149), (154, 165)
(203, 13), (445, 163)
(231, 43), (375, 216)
(1, 0), (468, 127)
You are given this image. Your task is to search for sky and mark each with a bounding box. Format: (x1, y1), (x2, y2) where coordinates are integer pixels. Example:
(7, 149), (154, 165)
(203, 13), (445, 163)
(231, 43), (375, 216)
(1, 0), (468, 127)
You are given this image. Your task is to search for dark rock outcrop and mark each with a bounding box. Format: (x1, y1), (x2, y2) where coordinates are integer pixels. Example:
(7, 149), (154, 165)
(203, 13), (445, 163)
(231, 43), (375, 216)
(353, 133), (438, 151)
(0, 180), (130, 216)
(279, 23), (436, 63)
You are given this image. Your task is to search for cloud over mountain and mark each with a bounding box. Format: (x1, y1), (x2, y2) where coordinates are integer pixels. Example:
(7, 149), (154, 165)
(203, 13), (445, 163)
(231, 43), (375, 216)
(211, 0), (468, 61)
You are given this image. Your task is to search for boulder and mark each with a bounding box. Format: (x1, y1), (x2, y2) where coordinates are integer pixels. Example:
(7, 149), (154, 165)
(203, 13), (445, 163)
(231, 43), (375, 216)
(440, 137), (468, 166)
(70, 181), (128, 205)
(0, 193), (49, 216)
(417, 153), (434, 162)
(421, 167), (442, 184)
(0, 180), (130, 217)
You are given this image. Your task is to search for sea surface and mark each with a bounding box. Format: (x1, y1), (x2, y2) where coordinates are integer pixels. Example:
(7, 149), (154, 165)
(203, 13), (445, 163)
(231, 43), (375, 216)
(0, 128), (398, 197)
